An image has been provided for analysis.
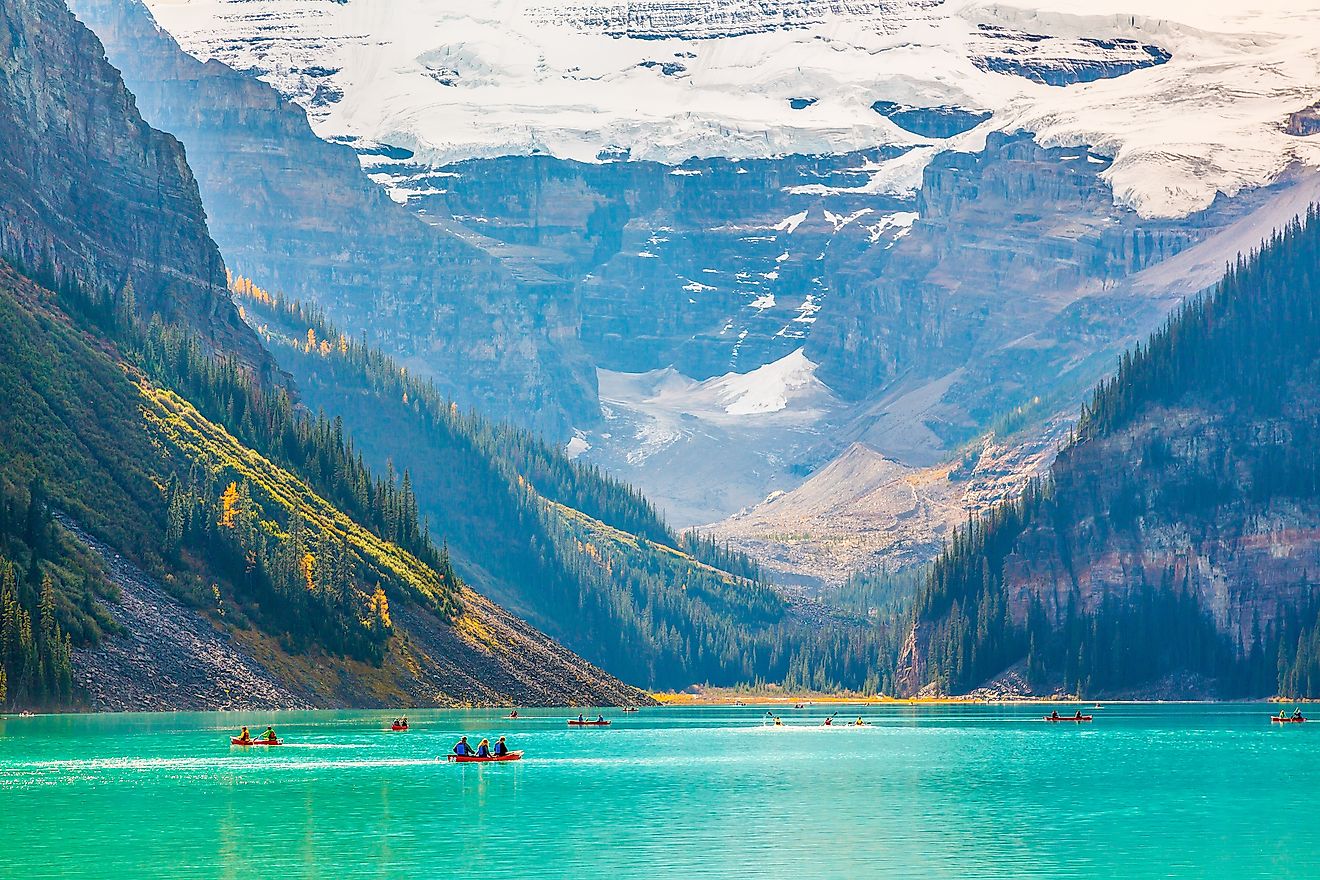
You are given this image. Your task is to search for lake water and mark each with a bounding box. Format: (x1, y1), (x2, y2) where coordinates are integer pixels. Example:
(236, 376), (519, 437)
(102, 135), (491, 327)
(0, 703), (1316, 878)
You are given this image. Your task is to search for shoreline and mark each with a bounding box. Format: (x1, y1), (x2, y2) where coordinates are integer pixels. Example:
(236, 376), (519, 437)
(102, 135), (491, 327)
(650, 691), (1315, 706)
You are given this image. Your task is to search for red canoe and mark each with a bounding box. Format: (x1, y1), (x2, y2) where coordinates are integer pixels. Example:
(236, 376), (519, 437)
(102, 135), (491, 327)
(231, 738), (283, 746)
(568, 720), (611, 726)
(1272, 716), (1306, 723)
(448, 751), (523, 763)
(1045, 716), (1093, 723)
(391, 724), (408, 731)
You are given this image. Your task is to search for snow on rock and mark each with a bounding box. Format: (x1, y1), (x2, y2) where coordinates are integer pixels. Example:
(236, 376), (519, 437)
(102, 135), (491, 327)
(708, 348), (826, 416)
(565, 431), (591, 459)
(146, 0), (1320, 217)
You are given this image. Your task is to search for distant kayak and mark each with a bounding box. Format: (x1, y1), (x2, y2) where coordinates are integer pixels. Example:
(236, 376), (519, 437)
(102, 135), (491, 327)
(568, 720), (611, 726)
(391, 724), (408, 731)
(1272, 716), (1306, 723)
(231, 738), (282, 746)
(448, 751), (523, 763)
(1045, 716), (1092, 723)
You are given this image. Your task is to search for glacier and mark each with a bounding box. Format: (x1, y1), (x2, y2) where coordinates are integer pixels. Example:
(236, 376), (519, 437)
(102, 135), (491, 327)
(145, 0), (1320, 218)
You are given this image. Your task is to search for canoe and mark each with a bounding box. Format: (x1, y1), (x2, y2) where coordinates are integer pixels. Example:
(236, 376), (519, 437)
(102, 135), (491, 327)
(1271, 716), (1306, 723)
(567, 720), (611, 726)
(391, 725), (408, 731)
(1044, 716), (1092, 723)
(448, 750), (523, 763)
(231, 738), (282, 746)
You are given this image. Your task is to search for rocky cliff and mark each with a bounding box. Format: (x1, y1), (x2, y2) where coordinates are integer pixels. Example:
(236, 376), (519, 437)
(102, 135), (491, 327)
(71, 0), (596, 436)
(0, 0), (265, 369)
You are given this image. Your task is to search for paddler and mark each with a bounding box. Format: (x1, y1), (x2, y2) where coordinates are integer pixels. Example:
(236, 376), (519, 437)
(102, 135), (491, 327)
(494, 736), (510, 757)
(236, 726), (253, 744)
(1050, 710), (1061, 721)
(577, 713), (586, 723)
(855, 717), (865, 726)
(509, 709), (519, 719)
(453, 736), (475, 757)
(261, 726), (277, 743)
(1294, 708), (1304, 720)
(476, 738), (492, 758)
(596, 714), (605, 723)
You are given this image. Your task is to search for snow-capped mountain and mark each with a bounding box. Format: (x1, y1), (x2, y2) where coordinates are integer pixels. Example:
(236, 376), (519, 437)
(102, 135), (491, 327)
(126, 0), (1320, 584)
(148, 0), (1320, 217)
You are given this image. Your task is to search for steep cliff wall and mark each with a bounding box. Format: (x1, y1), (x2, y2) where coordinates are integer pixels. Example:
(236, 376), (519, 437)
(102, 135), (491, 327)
(0, 0), (265, 368)
(71, 0), (596, 436)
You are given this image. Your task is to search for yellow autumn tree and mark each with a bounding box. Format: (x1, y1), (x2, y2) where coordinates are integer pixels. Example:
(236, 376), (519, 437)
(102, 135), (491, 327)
(367, 586), (391, 633)
(300, 552), (316, 592)
(218, 482), (240, 529)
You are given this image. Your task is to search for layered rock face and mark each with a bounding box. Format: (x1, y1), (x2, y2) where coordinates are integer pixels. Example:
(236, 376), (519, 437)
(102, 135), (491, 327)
(71, 0), (596, 436)
(0, 0), (264, 367)
(1002, 402), (1320, 647)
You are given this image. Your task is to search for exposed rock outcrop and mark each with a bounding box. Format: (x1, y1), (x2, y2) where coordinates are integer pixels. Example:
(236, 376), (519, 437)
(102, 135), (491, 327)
(71, 0), (596, 436)
(0, 0), (266, 369)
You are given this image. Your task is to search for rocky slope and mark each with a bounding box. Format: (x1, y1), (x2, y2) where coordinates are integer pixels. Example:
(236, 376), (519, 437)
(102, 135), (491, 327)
(71, 0), (596, 436)
(0, 0), (265, 370)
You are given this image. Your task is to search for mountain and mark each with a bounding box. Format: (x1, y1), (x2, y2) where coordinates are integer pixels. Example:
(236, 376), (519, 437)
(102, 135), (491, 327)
(129, 0), (1320, 569)
(0, 0), (644, 711)
(0, 0), (266, 371)
(69, 0), (597, 437)
(897, 209), (1320, 699)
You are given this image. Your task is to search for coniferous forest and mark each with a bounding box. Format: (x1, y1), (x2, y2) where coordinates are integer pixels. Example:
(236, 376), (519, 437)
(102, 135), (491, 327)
(909, 208), (1320, 698)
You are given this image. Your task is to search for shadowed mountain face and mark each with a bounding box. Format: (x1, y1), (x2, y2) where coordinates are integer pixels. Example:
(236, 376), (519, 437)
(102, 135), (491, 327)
(70, 0), (597, 437)
(0, 0), (265, 370)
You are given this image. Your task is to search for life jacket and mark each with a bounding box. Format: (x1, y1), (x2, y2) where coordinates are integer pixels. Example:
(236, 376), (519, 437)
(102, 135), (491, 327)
(477, 744), (490, 757)
(495, 742), (508, 756)
(454, 742), (471, 755)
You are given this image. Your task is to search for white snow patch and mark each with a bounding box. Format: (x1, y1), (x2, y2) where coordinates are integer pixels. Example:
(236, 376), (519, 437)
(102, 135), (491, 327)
(864, 210), (920, 244)
(711, 348), (824, 416)
(565, 432), (591, 460)
(773, 210), (810, 234)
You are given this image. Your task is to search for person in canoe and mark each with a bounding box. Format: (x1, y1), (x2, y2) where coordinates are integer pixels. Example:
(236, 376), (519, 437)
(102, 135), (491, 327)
(476, 738), (492, 758)
(509, 709), (519, 719)
(1295, 708), (1304, 721)
(494, 736), (510, 757)
(261, 726), (278, 743)
(1050, 710), (1061, 721)
(577, 713), (586, 723)
(854, 717), (866, 726)
(235, 726), (253, 745)
(596, 714), (605, 723)
(453, 736), (476, 757)
(823, 716), (833, 726)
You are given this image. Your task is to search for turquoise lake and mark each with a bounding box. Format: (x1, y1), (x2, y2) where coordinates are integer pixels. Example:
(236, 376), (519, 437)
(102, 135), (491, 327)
(0, 703), (1316, 878)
